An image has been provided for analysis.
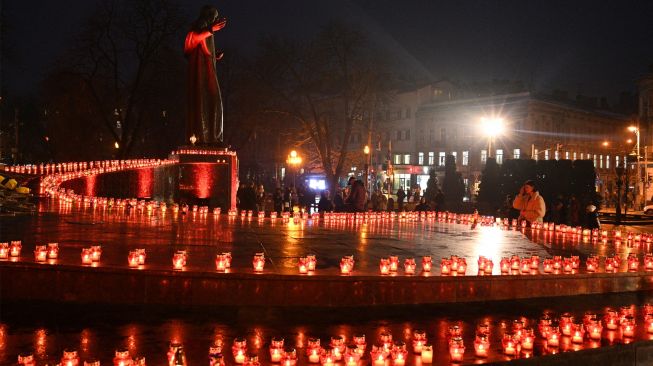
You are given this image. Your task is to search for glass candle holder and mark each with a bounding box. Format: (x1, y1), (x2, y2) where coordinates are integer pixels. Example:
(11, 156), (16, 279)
(47, 243), (59, 259)
(448, 337), (465, 362)
(81, 248), (93, 265)
(232, 338), (247, 364)
(473, 335), (489, 358)
(306, 254), (317, 271)
(420, 343), (433, 364)
(412, 329), (427, 353)
(253, 253), (265, 272)
(270, 337), (285, 363)
(10, 241), (22, 257)
(0, 242), (8, 259)
(421, 256), (432, 272)
(389, 256), (399, 273)
(404, 258), (416, 275)
(34, 245), (47, 262)
(379, 258), (390, 275)
(330, 336), (345, 360)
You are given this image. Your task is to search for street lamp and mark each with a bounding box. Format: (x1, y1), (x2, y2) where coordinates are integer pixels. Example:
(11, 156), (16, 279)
(287, 150), (302, 189)
(628, 126), (642, 208)
(480, 117), (504, 158)
(364, 145), (371, 196)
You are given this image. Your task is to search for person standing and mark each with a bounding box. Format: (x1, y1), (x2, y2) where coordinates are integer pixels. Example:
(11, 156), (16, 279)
(512, 180), (546, 225)
(396, 187), (406, 211)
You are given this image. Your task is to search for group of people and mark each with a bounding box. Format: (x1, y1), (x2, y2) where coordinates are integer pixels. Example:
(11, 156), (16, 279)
(509, 180), (601, 229)
(235, 182), (265, 212)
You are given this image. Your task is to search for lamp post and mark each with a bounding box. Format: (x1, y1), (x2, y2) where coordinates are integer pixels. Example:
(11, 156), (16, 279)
(628, 126), (641, 209)
(287, 150), (302, 189)
(364, 145), (371, 196)
(481, 117), (504, 158)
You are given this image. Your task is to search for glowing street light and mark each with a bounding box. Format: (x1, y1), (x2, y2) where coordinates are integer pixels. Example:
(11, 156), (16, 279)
(480, 117), (505, 158)
(114, 142), (120, 149)
(363, 145), (370, 155)
(287, 150), (302, 189)
(602, 141), (609, 147)
(628, 125), (643, 209)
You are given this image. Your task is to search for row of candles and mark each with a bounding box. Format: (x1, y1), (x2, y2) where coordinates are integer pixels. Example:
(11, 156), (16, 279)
(40, 159), (174, 197)
(172, 148), (236, 156)
(3, 159), (167, 175)
(4, 240), (653, 276)
(15, 304), (653, 366)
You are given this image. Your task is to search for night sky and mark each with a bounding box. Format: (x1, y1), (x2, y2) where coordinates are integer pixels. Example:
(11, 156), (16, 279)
(3, 0), (653, 101)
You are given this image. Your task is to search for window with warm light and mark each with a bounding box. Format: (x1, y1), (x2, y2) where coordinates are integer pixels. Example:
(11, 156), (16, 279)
(565, 151), (570, 160)
(452, 151), (457, 164)
(534, 149), (539, 160)
(616, 155), (620, 167)
(418, 152), (424, 165)
(607, 155), (610, 169)
(544, 150), (549, 160)
(593, 154), (597, 167)
(428, 152), (434, 165)
(573, 152), (577, 160)
(394, 154), (401, 165)
(404, 154), (411, 165)
(496, 149), (504, 164)
(600, 155), (603, 169)
(462, 151), (469, 166)
(554, 150), (559, 160)
(438, 152), (446, 166)
(513, 149), (520, 159)
(481, 150), (487, 164)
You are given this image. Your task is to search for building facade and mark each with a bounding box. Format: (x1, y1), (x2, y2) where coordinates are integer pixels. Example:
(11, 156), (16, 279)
(374, 82), (631, 202)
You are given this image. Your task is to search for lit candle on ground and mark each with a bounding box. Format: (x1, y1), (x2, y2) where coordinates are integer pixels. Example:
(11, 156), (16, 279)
(420, 344), (432, 364)
(473, 335), (489, 358)
(448, 337), (464, 362)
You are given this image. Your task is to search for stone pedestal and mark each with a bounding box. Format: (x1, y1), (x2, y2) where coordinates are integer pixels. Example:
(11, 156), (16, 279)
(171, 146), (238, 211)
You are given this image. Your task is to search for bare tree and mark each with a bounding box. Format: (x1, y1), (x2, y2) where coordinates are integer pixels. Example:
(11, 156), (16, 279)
(248, 22), (390, 193)
(44, 0), (185, 159)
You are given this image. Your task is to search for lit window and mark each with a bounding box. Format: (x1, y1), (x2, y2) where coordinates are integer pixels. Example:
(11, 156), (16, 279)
(496, 149), (504, 164)
(462, 151), (469, 166)
(593, 154), (597, 167)
(418, 152), (424, 165)
(600, 155), (603, 169)
(544, 150), (549, 160)
(606, 155), (610, 169)
(428, 152), (434, 165)
(481, 150), (487, 164)
(438, 152), (446, 166)
(616, 156), (620, 167)
(513, 149), (520, 159)
(554, 150), (559, 160)
(404, 154), (411, 165)
(573, 152), (577, 160)
(452, 152), (457, 164)
(394, 154), (401, 165)
(565, 151), (570, 160)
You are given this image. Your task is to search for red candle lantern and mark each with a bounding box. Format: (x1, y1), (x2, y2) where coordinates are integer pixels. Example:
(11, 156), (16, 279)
(404, 258), (416, 275)
(562, 258), (573, 273)
(306, 338), (321, 363)
(645, 314), (653, 334)
(412, 329), (427, 353)
(215, 254), (228, 272)
(456, 257), (467, 275)
(484, 258), (494, 274)
(530, 255), (540, 270)
(571, 322), (584, 344)
(571, 256), (580, 269)
(298, 257), (309, 274)
(390, 341), (408, 366)
(370, 345), (387, 366)
(500, 257), (510, 274)
(440, 258), (452, 275)
(232, 338), (247, 364)
(379, 258), (391, 275)
(340, 345), (358, 366)
(389, 256), (399, 273)
(270, 337), (285, 363)
(422, 256), (432, 272)
(172, 251), (187, 270)
(586, 256), (598, 272)
(518, 327), (533, 351)
(560, 313), (574, 336)
(587, 319), (603, 340)
(510, 255), (520, 270)
(448, 337), (465, 363)
(128, 250), (140, 267)
(340, 256), (354, 275)
(0, 242), (8, 259)
(450, 255), (460, 273)
(502, 333), (520, 356)
(380, 332), (393, 353)
(113, 348), (131, 366)
(34, 245), (47, 262)
(477, 256), (487, 272)
(539, 315), (552, 338)
(61, 349), (80, 366)
(18, 353), (35, 366)
(604, 309), (619, 330)
(252, 253), (265, 272)
(306, 254), (317, 271)
(543, 259), (554, 273)
(621, 315), (636, 338)
(520, 258), (531, 273)
(627, 254), (639, 272)
(546, 327), (560, 347)
(10, 241), (21, 257)
(330, 336), (345, 360)
(552, 256), (562, 270)
(645, 254), (653, 271)
(90, 245), (102, 262)
(47, 243), (59, 259)
(81, 248), (93, 265)
(449, 325), (462, 339)
(353, 334), (366, 355)
(470, 335), (486, 359)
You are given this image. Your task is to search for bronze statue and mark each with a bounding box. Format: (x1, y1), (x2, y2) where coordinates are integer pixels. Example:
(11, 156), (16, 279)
(184, 5), (227, 145)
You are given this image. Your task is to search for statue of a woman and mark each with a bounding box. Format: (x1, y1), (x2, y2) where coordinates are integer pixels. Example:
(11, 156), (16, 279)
(184, 5), (227, 145)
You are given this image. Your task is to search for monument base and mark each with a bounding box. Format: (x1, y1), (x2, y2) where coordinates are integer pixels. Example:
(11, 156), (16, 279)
(170, 146), (238, 211)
